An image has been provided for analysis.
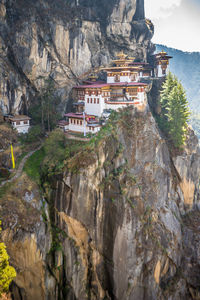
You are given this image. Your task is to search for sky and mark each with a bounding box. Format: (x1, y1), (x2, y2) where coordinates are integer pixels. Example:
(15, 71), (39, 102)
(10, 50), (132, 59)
(145, 0), (200, 52)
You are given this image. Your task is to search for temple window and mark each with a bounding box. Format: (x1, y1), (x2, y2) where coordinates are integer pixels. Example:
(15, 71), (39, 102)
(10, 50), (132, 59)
(77, 120), (79, 125)
(90, 99), (92, 103)
(94, 99), (96, 104)
(114, 75), (120, 82)
(97, 98), (99, 104)
(16, 121), (20, 125)
(80, 121), (82, 125)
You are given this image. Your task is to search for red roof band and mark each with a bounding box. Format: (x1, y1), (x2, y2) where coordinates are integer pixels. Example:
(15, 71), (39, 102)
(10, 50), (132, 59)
(74, 82), (148, 89)
(64, 113), (96, 120)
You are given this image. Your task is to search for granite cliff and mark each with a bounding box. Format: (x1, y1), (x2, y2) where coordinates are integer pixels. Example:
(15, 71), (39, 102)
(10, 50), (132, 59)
(0, 0), (153, 114)
(1, 1), (200, 300)
(1, 106), (200, 300)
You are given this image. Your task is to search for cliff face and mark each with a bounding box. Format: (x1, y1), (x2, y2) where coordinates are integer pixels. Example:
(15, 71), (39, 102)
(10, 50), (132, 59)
(1, 106), (200, 299)
(46, 108), (200, 300)
(18, 107), (197, 300)
(0, 0), (153, 114)
(1, 1), (200, 299)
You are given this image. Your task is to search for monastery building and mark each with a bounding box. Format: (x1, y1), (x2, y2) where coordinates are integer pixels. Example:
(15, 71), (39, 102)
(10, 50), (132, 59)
(63, 51), (172, 135)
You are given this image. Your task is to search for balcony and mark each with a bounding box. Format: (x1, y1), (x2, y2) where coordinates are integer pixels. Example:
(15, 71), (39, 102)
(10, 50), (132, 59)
(110, 93), (124, 98)
(107, 98), (136, 103)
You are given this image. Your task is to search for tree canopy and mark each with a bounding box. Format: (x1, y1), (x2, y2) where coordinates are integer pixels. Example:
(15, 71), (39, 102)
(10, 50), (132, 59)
(29, 77), (61, 132)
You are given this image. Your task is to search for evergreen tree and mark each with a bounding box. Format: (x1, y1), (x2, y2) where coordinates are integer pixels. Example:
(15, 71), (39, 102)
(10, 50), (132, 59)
(167, 84), (190, 147)
(159, 72), (177, 132)
(0, 222), (16, 296)
(29, 77), (61, 131)
(159, 73), (190, 148)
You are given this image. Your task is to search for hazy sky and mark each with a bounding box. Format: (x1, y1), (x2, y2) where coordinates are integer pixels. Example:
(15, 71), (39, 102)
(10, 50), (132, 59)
(145, 0), (200, 52)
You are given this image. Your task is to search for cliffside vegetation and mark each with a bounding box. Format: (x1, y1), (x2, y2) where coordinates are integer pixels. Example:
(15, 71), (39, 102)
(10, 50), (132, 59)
(156, 73), (190, 149)
(156, 44), (200, 139)
(156, 44), (200, 113)
(29, 78), (62, 132)
(0, 222), (16, 297)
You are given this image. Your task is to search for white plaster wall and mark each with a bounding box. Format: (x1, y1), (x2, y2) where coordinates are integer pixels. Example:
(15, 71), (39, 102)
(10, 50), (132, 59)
(87, 126), (101, 134)
(12, 121), (30, 134)
(64, 125), (69, 131)
(137, 92), (145, 103)
(119, 76), (131, 83)
(14, 125), (29, 134)
(107, 77), (115, 83)
(157, 64), (168, 77)
(69, 122), (86, 133)
(69, 122), (100, 133)
(135, 74), (140, 82)
(105, 102), (134, 110)
(107, 75), (131, 83)
(85, 95), (105, 116)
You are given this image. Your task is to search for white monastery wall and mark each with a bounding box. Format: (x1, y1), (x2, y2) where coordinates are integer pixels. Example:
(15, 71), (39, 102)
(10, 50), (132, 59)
(69, 122), (85, 133)
(85, 95), (105, 116)
(12, 120), (30, 134)
(119, 76), (131, 83)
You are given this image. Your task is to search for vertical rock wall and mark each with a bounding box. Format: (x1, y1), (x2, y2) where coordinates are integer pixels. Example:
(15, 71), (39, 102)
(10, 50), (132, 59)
(0, 0), (154, 114)
(45, 108), (200, 299)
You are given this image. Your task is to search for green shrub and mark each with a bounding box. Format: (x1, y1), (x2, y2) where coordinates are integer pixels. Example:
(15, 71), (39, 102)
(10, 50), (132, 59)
(24, 148), (45, 183)
(0, 221), (16, 296)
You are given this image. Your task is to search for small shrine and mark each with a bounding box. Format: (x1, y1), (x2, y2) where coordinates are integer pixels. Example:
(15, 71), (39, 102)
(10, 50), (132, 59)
(8, 115), (31, 134)
(153, 50), (172, 77)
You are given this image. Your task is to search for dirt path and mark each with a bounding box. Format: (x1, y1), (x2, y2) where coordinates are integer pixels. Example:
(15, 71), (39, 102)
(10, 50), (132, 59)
(0, 146), (41, 188)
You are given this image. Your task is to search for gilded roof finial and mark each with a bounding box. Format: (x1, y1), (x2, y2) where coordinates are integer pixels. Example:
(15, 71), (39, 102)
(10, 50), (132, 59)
(116, 51), (127, 59)
(88, 73), (98, 81)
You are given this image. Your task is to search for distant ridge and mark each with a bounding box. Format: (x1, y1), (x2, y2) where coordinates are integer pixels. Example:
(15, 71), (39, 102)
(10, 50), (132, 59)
(156, 44), (200, 112)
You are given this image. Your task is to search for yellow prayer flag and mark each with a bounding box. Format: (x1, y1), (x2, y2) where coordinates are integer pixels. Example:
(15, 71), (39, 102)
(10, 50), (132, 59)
(11, 145), (15, 169)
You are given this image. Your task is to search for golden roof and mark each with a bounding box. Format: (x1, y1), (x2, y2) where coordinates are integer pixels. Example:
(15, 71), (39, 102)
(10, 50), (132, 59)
(88, 73), (98, 80)
(116, 51), (127, 59)
(114, 51), (135, 62)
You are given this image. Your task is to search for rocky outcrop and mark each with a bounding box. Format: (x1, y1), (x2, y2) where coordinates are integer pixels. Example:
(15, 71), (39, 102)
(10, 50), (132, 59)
(1, 106), (200, 299)
(0, 173), (53, 300)
(0, 0), (154, 114)
(40, 107), (199, 300)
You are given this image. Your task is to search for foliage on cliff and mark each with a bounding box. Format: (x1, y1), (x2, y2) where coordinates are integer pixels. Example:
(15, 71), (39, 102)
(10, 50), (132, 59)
(29, 78), (61, 131)
(156, 44), (200, 113)
(0, 222), (16, 296)
(158, 73), (190, 148)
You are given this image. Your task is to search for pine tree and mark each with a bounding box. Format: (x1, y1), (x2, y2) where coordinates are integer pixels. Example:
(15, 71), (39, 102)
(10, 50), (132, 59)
(167, 83), (190, 147)
(159, 72), (177, 132)
(160, 72), (176, 112)
(29, 77), (61, 131)
(0, 222), (16, 296)
(159, 73), (190, 149)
